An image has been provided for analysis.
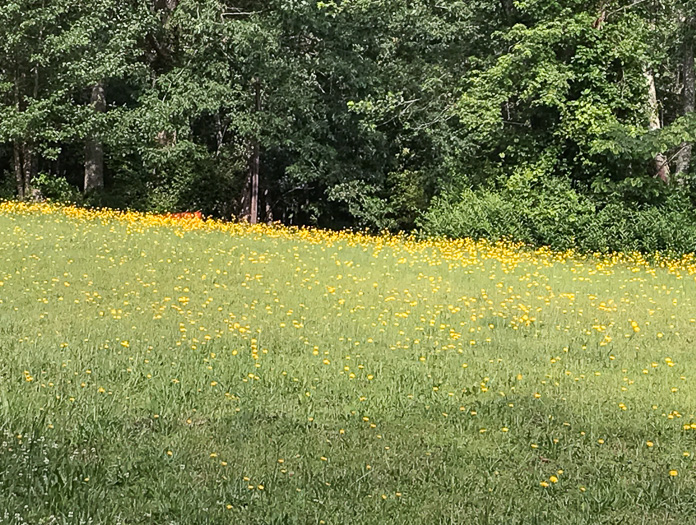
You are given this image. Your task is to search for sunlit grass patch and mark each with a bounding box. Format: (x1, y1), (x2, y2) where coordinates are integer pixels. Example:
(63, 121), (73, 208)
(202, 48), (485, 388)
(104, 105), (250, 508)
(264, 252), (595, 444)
(1, 202), (696, 523)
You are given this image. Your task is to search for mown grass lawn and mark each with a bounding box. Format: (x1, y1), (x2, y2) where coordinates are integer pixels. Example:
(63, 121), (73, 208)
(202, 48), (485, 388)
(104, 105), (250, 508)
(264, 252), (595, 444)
(1, 202), (696, 524)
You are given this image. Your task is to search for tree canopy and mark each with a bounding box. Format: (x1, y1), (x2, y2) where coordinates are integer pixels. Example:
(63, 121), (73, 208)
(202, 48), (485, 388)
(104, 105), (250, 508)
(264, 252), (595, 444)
(0, 0), (694, 242)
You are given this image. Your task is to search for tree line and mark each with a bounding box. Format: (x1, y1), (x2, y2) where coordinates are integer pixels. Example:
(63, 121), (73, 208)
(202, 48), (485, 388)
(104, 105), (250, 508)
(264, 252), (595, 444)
(0, 0), (694, 239)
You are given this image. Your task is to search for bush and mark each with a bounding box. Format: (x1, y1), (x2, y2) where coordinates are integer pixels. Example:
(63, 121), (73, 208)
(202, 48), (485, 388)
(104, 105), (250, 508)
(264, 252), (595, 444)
(581, 198), (696, 255)
(32, 173), (82, 204)
(100, 142), (245, 217)
(418, 178), (696, 255)
(417, 189), (528, 242)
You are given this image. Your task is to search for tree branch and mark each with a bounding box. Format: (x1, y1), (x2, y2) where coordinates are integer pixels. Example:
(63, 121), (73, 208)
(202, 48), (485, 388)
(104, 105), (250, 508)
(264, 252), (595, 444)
(606, 0), (651, 20)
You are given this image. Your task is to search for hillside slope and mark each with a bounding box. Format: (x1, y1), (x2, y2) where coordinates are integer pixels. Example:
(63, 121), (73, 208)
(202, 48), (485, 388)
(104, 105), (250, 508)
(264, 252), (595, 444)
(1, 203), (696, 523)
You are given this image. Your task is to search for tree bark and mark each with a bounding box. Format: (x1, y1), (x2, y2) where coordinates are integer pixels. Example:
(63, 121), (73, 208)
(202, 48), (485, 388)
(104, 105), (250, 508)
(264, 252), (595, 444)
(13, 142), (37, 199)
(84, 82), (106, 194)
(250, 143), (259, 224)
(155, 0), (179, 26)
(239, 174), (251, 221)
(592, 4), (606, 30)
(214, 113), (224, 157)
(240, 80), (261, 223)
(14, 142), (24, 200)
(500, 0), (516, 25)
(264, 188), (273, 223)
(13, 69), (27, 199)
(23, 143), (37, 196)
(675, 18), (695, 178)
(645, 68), (671, 182)
(250, 153), (260, 225)
(249, 81), (261, 224)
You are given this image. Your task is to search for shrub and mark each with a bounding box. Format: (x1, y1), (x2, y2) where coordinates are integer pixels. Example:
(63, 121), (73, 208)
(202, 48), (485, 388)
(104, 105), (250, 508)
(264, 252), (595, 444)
(32, 173), (82, 204)
(418, 179), (696, 255)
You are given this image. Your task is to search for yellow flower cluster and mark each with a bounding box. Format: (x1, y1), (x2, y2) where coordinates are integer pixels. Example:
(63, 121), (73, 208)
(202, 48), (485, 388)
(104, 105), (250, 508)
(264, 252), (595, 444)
(4, 200), (696, 276)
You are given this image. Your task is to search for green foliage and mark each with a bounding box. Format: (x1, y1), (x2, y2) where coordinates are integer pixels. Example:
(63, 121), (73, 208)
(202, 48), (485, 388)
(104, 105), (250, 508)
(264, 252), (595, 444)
(420, 183), (696, 255)
(0, 173), (14, 200)
(0, 0), (694, 251)
(575, 195), (696, 255)
(419, 175), (593, 250)
(0, 0), (148, 149)
(32, 172), (81, 203)
(456, 6), (656, 186)
(386, 169), (431, 229)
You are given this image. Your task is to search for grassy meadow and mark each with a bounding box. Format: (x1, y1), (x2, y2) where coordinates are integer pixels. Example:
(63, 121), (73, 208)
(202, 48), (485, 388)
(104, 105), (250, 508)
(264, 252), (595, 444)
(2, 202), (696, 524)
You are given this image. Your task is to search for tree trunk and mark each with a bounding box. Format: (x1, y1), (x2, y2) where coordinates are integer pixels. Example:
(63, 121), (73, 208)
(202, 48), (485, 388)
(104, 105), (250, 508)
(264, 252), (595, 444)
(675, 18), (695, 178)
(500, 0), (516, 25)
(84, 82), (106, 194)
(645, 68), (671, 182)
(264, 188), (273, 223)
(240, 80), (261, 223)
(239, 174), (251, 221)
(14, 142), (24, 200)
(14, 142), (38, 198)
(250, 140), (259, 224)
(213, 113), (224, 157)
(249, 81), (261, 224)
(155, 0), (179, 25)
(13, 69), (27, 199)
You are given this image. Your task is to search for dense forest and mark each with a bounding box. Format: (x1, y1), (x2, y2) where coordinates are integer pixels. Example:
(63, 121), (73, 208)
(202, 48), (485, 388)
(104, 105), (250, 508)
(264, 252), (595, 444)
(1, 1), (695, 251)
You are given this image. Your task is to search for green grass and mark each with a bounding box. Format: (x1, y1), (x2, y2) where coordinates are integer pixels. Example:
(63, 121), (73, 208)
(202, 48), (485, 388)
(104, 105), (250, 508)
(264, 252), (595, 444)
(1, 205), (696, 524)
